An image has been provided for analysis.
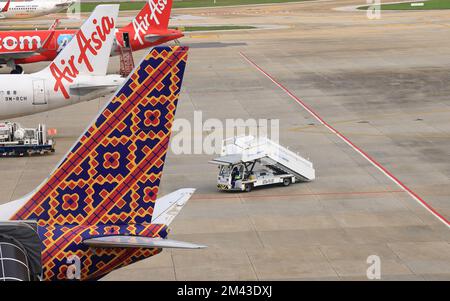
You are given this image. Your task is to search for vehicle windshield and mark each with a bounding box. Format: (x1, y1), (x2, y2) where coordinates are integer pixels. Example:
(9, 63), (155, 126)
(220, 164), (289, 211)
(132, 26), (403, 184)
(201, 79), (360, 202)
(219, 165), (232, 177)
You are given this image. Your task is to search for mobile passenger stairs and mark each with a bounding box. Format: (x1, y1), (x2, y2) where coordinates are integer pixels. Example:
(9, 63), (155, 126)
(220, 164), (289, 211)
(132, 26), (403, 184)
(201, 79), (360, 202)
(119, 45), (135, 78)
(209, 136), (315, 192)
(118, 32), (135, 78)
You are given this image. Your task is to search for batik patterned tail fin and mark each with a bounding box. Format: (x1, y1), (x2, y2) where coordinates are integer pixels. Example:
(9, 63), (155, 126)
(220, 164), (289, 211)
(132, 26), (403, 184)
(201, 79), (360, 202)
(11, 46), (188, 226)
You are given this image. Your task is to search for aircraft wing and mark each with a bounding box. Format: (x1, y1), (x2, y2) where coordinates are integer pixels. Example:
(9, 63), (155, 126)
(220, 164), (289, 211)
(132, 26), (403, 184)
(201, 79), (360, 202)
(55, 1), (74, 8)
(0, 51), (40, 61)
(144, 32), (182, 43)
(83, 236), (206, 249)
(69, 80), (122, 91)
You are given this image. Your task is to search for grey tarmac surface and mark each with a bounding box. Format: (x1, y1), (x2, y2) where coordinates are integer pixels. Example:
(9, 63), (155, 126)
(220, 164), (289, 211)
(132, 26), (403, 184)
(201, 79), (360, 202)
(0, 0), (449, 280)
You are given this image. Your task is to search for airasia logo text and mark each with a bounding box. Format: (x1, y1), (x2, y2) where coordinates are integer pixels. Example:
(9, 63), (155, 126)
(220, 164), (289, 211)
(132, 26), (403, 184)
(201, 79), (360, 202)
(149, 0), (167, 26)
(0, 35), (41, 51)
(132, 0), (167, 45)
(49, 17), (114, 99)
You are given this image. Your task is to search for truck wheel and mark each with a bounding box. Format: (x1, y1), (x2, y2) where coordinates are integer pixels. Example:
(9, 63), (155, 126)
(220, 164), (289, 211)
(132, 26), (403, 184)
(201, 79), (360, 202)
(245, 184), (252, 192)
(283, 178), (291, 187)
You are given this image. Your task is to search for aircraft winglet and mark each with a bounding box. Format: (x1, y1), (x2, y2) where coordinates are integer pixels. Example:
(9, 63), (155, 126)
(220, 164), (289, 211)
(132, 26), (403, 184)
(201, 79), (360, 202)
(1, 0), (10, 13)
(48, 19), (61, 31)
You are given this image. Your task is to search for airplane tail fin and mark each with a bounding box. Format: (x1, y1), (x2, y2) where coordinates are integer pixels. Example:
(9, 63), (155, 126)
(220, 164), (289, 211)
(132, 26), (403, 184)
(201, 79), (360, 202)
(9, 46), (189, 226)
(1, 0), (10, 13)
(122, 0), (180, 46)
(37, 5), (119, 79)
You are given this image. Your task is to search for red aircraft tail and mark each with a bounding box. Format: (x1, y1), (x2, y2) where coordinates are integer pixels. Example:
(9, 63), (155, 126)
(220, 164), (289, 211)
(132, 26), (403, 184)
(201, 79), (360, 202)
(122, 0), (182, 46)
(147, 0), (172, 30)
(1, 0), (11, 12)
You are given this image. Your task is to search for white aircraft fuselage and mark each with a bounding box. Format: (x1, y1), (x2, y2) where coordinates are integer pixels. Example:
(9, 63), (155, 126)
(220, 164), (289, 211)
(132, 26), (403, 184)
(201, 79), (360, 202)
(0, 1), (73, 19)
(0, 4), (123, 119)
(0, 73), (123, 119)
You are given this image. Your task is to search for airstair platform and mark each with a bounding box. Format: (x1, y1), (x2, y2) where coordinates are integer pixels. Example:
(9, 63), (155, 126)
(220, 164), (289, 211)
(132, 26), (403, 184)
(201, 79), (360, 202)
(211, 136), (315, 182)
(119, 46), (135, 78)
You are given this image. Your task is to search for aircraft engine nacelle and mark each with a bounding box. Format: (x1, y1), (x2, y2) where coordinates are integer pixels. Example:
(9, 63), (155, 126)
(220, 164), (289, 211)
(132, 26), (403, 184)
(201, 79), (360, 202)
(0, 221), (42, 281)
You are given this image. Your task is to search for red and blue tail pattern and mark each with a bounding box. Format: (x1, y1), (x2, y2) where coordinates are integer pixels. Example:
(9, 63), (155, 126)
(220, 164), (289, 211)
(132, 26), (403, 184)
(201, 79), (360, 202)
(9, 46), (188, 280)
(12, 46), (187, 226)
(39, 224), (169, 280)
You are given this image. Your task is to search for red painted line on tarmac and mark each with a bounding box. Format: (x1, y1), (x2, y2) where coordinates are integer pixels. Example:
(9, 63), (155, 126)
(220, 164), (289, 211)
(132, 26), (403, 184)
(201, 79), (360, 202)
(191, 190), (406, 200)
(239, 52), (450, 228)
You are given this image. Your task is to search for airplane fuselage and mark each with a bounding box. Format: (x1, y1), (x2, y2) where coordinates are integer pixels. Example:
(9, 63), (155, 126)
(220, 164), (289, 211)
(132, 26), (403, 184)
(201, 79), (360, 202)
(0, 28), (183, 66)
(0, 73), (122, 119)
(0, 1), (71, 19)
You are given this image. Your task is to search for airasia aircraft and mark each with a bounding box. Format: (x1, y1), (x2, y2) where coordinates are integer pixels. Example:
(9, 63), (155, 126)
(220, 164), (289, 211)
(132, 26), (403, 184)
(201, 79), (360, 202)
(0, 0), (183, 73)
(0, 0), (74, 19)
(0, 4), (127, 119)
